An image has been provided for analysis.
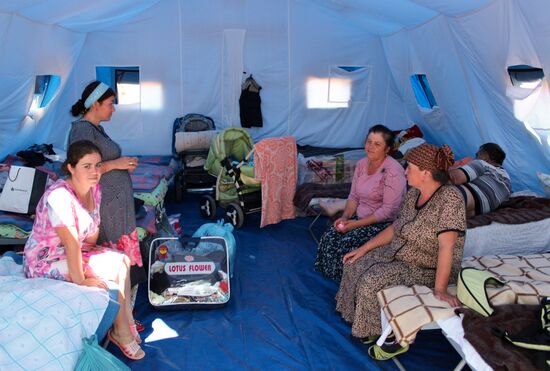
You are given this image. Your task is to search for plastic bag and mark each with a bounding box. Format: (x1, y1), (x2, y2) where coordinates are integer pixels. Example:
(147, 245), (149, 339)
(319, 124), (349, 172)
(75, 335), (130, 371)
(193, 219), (236, 277)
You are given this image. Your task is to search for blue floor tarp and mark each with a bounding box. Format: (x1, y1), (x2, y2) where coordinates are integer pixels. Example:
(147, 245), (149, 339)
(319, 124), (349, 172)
(116, 195), (464, 370)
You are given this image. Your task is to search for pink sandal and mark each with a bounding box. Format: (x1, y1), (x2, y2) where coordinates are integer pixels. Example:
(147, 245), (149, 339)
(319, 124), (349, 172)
(129, 323), (142, 344)
(108, 329), (145, 360)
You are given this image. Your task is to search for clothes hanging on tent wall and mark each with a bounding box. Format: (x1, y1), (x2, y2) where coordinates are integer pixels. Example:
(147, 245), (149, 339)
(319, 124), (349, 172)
(239, 75), (263, 128)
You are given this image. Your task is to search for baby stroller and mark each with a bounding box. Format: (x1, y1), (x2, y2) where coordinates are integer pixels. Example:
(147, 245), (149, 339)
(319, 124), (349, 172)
(172, 114), (217, 201)
(199, 128), (261, 228)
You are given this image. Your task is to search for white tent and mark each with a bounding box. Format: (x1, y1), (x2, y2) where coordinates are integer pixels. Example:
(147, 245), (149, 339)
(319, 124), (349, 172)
(1, 0), (549, 192)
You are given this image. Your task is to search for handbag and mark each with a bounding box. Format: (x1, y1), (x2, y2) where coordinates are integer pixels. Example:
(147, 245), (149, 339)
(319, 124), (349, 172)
(0, 165), (48, 214)
(75, 335), (130, 371)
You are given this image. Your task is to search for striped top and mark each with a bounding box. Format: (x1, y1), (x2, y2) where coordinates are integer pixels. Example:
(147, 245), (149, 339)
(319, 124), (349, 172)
(457, 159), (512, 215)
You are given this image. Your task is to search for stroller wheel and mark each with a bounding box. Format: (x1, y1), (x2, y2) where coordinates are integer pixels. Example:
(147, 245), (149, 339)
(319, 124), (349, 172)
(200, 195), (217, 219)
(225, 203), (244, 228)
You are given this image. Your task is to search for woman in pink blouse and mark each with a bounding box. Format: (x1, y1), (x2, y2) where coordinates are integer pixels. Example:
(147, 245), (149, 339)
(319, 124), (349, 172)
(23, 140), (145, 360)
(315, 125), (407, 281)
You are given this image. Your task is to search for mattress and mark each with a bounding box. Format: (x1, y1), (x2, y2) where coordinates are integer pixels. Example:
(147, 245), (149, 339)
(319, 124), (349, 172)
(0, 253), (118, 370)
(464, 217), (550, 257)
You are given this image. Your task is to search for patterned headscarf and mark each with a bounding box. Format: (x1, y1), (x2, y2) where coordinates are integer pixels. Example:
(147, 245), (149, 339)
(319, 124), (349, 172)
(405, 143), (455, 171)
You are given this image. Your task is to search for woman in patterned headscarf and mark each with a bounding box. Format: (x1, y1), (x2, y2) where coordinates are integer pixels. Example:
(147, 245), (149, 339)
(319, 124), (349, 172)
(335, 143), (466, 360)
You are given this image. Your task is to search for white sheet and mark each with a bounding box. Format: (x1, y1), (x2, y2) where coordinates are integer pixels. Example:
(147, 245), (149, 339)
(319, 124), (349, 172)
(437, 315), (492, 371)
(0, 256), (109, 371)
(464, 218), (550, 258)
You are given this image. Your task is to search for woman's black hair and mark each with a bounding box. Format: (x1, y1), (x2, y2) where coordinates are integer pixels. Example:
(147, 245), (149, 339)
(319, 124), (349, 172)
(61, 140), (102, 175)
(70, 81), (116, 117)
(430, 169), (450, 185)
(366, 124), (396, 149)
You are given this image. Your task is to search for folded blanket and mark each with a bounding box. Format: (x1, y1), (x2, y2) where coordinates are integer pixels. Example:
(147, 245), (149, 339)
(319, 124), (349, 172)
(467, 196), (550, 229)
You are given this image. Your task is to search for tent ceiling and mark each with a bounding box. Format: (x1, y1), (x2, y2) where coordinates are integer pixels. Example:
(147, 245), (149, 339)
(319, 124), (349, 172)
(0, 0), (162, 32)
(307, 0), (493, 35)
(1, 0), (493, 34)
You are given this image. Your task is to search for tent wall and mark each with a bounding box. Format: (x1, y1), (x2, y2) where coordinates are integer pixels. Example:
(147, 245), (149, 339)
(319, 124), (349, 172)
(47, 0), (407, 155)
(382, 0), (550, 191)
(0, 0), (549, 192)
(0, 14), (85, 158)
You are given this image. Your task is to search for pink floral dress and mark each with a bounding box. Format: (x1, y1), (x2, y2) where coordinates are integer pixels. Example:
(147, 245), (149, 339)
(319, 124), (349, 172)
(23, 179), (124, 281)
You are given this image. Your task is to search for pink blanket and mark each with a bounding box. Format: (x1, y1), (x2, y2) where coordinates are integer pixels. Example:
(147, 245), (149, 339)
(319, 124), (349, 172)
(254, 137), (297, 227)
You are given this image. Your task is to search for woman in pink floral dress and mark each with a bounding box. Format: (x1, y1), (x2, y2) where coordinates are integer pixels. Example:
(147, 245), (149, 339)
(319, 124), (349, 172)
(23, 140), (145, 360)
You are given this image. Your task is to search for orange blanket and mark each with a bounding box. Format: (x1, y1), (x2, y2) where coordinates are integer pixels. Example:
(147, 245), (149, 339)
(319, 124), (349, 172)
(254, 137), (297, 227)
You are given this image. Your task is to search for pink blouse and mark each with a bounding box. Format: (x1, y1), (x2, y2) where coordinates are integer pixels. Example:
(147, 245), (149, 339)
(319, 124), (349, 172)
(23, 179), (101, 279)
(348, 156), (406, 222)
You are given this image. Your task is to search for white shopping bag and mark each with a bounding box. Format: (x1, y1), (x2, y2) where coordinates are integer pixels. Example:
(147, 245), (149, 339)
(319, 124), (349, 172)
(0, 166), (48, 214)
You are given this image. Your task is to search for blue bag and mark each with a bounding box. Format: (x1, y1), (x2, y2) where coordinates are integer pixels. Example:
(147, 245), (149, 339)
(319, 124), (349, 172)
(75, 335), (130, 371)
(193, 220), (236, 277)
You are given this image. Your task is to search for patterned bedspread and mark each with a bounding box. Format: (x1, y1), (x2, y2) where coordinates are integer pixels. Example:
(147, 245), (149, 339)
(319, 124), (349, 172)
(0, 255), (110, 370)
(131, 156), (176, 192)
(377, 253), (550, 347)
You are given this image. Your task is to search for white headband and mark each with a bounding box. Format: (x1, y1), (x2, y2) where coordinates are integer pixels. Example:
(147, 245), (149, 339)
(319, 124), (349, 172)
(84, 82), (110, 109)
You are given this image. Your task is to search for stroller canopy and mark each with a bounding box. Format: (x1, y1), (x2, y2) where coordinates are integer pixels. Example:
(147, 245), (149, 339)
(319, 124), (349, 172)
(204, 128), (254, 176)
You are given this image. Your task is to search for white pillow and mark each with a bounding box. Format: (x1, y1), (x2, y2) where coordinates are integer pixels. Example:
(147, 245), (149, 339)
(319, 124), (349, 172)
(174, 130), (217, 152)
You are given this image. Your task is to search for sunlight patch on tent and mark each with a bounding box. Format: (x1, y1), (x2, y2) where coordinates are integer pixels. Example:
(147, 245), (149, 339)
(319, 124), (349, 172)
(307, 77), (349, 109)
(144, 318), (179, 343)
(141, 82), (164, 111)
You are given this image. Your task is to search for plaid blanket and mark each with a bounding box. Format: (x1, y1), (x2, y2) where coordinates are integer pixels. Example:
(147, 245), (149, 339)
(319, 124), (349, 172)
(377, 254), (550, 346)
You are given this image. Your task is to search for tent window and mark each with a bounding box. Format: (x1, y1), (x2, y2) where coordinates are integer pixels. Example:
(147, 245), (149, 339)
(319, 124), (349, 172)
(508, 65), (545, 88)
(410, 74), (437, 109)
(28, 75), (61, 114)
(96, 66), (140, 105)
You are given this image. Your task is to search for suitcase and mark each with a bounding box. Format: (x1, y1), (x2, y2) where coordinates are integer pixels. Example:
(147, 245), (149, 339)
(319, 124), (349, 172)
(147, 236), (230, 310)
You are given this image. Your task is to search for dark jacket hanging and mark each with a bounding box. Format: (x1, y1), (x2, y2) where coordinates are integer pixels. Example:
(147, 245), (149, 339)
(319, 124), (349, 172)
(239, 75), (263, 128)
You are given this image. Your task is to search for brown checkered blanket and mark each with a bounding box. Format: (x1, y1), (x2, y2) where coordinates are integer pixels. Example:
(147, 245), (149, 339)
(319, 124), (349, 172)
(377, 254), (550, 346)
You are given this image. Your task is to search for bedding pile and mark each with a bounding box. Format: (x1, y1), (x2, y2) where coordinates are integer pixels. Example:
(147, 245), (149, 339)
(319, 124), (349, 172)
(377, 253), (550, 347)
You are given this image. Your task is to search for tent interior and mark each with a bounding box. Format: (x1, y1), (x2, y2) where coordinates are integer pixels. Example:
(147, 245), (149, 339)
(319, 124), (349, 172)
(1, 0), (550, 369)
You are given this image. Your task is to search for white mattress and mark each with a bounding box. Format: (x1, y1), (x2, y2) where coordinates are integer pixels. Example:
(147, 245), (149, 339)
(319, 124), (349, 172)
(464, 218), (550, 258)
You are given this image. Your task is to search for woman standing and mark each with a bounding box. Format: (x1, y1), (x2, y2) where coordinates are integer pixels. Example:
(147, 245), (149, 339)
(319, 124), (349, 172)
(68, 81), (140, 265)
(315, 125), (406, 281)
(335, 143), (466, 360)
(24, 140), (144, 360)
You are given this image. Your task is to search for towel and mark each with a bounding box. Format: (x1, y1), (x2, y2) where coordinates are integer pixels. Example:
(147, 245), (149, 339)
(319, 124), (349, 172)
(254, 137), (297, 227)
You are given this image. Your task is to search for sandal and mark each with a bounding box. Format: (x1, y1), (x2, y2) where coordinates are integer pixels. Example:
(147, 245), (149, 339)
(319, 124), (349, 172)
(359, 336), (378, 345)
(129, 323), (142, 344)
(108, 329), (145, 360)
(368, 343), (409, 361)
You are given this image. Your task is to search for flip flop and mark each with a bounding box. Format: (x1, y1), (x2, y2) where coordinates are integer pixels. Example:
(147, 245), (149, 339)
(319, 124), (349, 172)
(368, 344), (409, 361)
(108, 329), (145, 360)
(359, 336), (378, 345)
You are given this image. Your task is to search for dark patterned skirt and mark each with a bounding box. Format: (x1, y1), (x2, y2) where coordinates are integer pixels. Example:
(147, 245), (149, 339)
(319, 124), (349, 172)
(314, 221), (390, 281)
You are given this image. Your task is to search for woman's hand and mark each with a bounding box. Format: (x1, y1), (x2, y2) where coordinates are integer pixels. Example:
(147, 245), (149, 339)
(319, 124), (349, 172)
(333, 217), (347, 228)
(79, 277), (108, 291)
(117, 156), (139, 172)
(434, 289), (460, 307)
(333, 218), (355, 233)
(343, 246), (366, 264)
